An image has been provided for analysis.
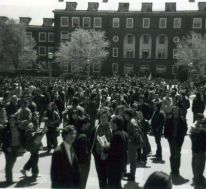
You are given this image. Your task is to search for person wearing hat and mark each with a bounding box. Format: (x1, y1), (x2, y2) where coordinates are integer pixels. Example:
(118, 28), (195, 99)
(51, 125), (80, 188)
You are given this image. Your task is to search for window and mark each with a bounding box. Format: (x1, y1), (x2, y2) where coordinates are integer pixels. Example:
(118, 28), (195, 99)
(126, 50), (134, 58)
(112, 63), (118, 74)
(174, 18), (181, 28)
(48, 47), (54, 54)
(173, 49), (177, 59)
(126, 18), (133, 28)
(113, 18), (120, 28)
(159, 18), (167, 28)
(26, 32), (32, 40)
(61, 31), (69, 42)
(140, 65), (149, 73)
(156, 65), (166, 73)
(143, 35), (149, 44)
(157, 49), (165, 59)
(48, 32), (54, 42)
(83, 17), (91, 28)
(61, 17), (69, 27)
(193, 18), (202, 28)
(141, 50), (150, 59)
(71, 63), (79, 73)
(127, 35), (133, 44)
(159, 35), (165, 44)
(72, 17), (80, 27)
(39, 46), (46, 56)
(112, 48), (118, 57)
(94, 17), (102, 28)
(39, 32), (46, 42)
(93, 63), (101, 73)
(143, 18), (150, 28)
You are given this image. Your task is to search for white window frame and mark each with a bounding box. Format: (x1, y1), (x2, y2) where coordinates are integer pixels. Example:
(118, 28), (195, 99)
(156, 65), (167, 74)
(193, 18), (202, 29)
(48, 32), (54, 42)
(140, 65), (149, 73)
(174, 18), (181, 28)
(94, 17), (102, 28)
(159, 18), (167, 28)
(112, 48), (118, 57)
(39, 46), (46, 56)
(141, 49), (150, 59)
(112, 63), (118, 74)
(83, 17), (91, 28)
(61, 31), (69, 42)
(72, 17), (80, 27)
(126, 18), (133, 28)
(143, 18), (150, 28)
(61, 16), (69, 27)
(113, 18), (120, 28)
(157, 49), (166, 59)
(93, 63), (101, 73)
(38, 32), (46, 42)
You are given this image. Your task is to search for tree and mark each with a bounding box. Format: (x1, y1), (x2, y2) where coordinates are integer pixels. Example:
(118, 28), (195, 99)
(56, 28), (110, 74)
(0, 19), (37, 73)
(175, 31), (206, 79)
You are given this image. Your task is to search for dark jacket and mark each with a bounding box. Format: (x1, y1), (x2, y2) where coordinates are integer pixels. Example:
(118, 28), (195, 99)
(192, 98), (205, 114)
(151, 110), (166, 134)
(51, 143), (80, 189)
(164, 117), (188, 142)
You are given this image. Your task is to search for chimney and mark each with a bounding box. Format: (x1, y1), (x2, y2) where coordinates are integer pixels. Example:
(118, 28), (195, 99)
(198, 2), (206, 11)
(43, 18), (54, 27)
(141, 3), (153, 12)
(165, 3), (176, 12)
(118, 3), (129, 12)
(19, 17), (32, 25)
(65, 2), (77, 11)
(88, 2), (99, 11)
(0, 16), (8, 23)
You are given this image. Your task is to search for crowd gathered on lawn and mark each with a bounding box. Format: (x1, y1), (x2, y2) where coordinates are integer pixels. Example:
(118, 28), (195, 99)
(0, 75), (206, 189)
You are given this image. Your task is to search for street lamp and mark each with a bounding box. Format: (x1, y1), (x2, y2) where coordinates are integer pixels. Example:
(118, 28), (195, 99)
(48, 52), (53, 83)
(86, 59), (90, 78)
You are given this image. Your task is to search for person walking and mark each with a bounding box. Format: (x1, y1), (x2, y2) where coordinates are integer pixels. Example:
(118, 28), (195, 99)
(164, 106), (188, 176)
(51, 125), (80, 188)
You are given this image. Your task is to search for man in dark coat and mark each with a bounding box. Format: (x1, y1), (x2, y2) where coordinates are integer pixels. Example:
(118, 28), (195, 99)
(50, 125), (80, 189)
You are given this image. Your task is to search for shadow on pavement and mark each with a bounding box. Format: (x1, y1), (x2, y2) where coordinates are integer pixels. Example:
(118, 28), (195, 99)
(0, 181), (16, 188)
(123, 181), (143, 189)
(171, 174), (189, 185)
(14, 176), (38, 187)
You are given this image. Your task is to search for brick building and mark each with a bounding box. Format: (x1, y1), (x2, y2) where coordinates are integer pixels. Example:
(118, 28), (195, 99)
(2, 1), (206, 77)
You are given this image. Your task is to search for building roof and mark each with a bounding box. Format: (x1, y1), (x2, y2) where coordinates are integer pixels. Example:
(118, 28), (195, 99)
(0, 0), (205, 25)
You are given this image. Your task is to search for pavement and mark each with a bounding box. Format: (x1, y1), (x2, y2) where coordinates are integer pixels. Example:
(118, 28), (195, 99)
(0, 95), (205, 188)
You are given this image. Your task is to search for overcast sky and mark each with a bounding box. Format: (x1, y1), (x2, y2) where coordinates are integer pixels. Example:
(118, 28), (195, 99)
(0, 0), (206, 25)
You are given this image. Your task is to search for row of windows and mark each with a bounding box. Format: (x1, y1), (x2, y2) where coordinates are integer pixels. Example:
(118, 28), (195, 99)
(61, 16), (102, 28)
(60, 16), (206, 29)
(111, 63), (175, 74)
(39, 46), (55, 56)
(27, 32), (55, 43)
(112, 48), (177, 59)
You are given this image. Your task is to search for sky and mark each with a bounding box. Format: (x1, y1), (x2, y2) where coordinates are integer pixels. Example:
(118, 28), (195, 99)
(0, 0), (206, 25)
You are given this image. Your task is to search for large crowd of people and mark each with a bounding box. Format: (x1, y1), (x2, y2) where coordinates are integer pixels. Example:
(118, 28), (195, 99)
(0, 75), (206, 189)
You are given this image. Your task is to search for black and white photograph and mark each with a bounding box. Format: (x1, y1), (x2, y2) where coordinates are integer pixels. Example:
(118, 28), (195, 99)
(0, 0), (206, 188)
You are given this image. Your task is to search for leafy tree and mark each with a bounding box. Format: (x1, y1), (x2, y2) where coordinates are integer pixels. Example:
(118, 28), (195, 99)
(56, 28), (110, 74)
(0, 18), (37, 73)
(175, 31), (206, 79)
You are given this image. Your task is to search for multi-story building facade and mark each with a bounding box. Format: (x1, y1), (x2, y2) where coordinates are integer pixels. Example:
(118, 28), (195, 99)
(2, 1), (206, 78)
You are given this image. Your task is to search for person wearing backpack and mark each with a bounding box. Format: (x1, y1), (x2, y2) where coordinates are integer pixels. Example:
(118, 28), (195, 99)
(124, 108), (143, 182)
